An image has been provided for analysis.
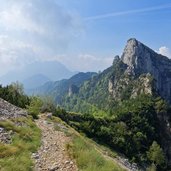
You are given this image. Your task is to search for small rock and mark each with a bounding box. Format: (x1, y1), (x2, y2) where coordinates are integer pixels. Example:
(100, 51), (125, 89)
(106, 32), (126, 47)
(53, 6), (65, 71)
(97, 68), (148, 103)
(65, 161), (70, 165)
(32, 153), (40, 159)
(47, 113), (52, 119)
(48, 165), (59, 171)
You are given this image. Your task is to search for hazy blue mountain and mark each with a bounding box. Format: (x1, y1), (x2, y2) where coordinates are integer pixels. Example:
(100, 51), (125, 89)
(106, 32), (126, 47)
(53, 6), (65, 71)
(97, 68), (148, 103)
(22, 74), (51, 89)
(0, 61), (75, 87)
(27, 72), (97, 104)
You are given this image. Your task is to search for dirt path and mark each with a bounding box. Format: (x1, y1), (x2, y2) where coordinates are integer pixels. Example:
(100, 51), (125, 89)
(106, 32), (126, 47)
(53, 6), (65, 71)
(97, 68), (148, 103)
(33, 115), (78, 171)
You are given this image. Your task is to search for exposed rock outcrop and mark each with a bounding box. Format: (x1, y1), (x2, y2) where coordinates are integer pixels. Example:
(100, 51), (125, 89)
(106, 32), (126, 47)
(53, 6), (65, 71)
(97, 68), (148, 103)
(0, 98), (27, 120)
(68, 84), (79, 96)
(121, 38), (171, 103)
(0, 98), (27, 144)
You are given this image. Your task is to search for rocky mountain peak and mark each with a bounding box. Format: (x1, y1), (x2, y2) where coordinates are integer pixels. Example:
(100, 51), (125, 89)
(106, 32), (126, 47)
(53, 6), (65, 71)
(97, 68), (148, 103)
(121, 38), (154, 75)
(120, 38), (171, 103)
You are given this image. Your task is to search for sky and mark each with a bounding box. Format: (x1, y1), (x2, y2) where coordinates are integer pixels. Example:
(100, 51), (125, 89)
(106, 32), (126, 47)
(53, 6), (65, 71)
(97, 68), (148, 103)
(0, 0), (171, 75)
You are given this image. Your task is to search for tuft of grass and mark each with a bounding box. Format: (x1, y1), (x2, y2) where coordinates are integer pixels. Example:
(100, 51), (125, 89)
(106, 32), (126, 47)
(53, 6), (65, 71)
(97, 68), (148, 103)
(0, 117), (41, 171)
(0, 143), (19, 158)
(67, 135), (125, 171)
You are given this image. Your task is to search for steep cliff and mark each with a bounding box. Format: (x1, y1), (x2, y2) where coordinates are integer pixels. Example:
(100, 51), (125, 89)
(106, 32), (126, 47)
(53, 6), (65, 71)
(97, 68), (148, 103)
(121, 38), (171, 103)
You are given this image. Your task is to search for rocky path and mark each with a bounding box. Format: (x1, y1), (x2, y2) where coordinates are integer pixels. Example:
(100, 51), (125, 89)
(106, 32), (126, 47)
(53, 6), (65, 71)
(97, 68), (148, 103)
(33, 115), (78, 171)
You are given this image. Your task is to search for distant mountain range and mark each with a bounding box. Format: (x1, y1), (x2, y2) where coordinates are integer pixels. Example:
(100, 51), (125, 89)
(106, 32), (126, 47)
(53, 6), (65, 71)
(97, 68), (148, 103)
(0, 61), (75, 89)
(27, 72), (97, 104)
(22, 74), (50, 89)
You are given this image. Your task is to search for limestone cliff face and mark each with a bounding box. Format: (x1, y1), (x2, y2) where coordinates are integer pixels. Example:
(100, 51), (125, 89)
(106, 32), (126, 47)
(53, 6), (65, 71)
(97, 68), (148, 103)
(121, 38), (171, 103)
(68, 84), (79, 96)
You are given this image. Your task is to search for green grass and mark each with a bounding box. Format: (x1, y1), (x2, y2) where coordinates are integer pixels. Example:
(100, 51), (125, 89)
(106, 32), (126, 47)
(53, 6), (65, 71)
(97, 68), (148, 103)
(49, 116), (126, 171)
(0, 117), (41, 171)
(67, 135), (125, 171)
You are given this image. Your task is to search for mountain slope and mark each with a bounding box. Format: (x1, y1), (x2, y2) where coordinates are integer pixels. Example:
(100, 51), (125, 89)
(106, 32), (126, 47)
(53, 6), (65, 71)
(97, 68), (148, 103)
(59, 38), (171, 169)
(0, 96), (129, 171)
(0, 98), (41, 170)
(62, 38), (171, 114)
(23, 74), (51, 89)
(28, 72), (97, 104)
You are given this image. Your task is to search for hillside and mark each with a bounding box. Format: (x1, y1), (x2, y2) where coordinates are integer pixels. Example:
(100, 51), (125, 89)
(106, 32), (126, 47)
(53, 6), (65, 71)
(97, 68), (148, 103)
(0, 98), (41, 170)
(27, 72), (97, 104)
(0, 97), (129, 171)
(62, 38), (171, 113)
(57, 38), (171, 169)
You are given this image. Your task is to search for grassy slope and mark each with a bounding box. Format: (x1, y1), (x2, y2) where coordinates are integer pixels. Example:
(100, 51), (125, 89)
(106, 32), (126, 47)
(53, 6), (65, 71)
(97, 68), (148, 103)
(52, 116), (126, 171)
(0, 117), (41, 171)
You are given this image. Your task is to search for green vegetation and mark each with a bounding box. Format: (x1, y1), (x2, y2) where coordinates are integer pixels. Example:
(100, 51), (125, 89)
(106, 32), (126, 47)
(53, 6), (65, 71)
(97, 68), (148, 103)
(0, 117), (41, 171)
(61, 59), (128, 116)
(27, 96), (56, 119)
(67, 135), (125, 171)
(56, 95), (169, 170)
(31, 72), (96, 104)
(147, 141), (166, 169)
(27, 96), (43, 119)
(0, 82), (30, 108)
(50, 115), (125, 171)
(40, 96), (56, 114)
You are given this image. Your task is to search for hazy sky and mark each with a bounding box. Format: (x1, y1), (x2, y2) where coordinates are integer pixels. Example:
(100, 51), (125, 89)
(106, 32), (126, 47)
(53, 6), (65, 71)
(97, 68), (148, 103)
(0, 0), (171, 75)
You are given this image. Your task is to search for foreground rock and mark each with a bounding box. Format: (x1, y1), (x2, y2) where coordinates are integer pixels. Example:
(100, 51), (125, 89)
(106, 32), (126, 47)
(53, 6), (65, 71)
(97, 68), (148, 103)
(33, 115), (78, 171)
(0, 98), (27, 144)
(0, 98), (27, 120)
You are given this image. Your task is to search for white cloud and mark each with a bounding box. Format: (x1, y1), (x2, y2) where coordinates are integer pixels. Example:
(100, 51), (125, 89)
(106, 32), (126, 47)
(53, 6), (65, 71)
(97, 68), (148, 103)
(0, 0), (84, 75)
(157, 46), (171, 58)
(53, 54), (113, 72)
(0, 3), (44, 34)
(0, 35), (40, 75)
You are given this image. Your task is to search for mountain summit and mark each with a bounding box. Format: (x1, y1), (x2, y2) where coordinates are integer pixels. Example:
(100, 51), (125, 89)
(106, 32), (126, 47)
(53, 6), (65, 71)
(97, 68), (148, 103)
(121, 38), (171, 103)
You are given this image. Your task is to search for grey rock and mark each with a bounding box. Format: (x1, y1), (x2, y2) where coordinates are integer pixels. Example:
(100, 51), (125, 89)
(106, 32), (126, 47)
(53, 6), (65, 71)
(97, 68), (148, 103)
(47, 113), (52, 119)
(48, 165), (59, 171)
(0, 98), (27, 120)
(121, 38), (171, 103)
(65, 161), (70, 165)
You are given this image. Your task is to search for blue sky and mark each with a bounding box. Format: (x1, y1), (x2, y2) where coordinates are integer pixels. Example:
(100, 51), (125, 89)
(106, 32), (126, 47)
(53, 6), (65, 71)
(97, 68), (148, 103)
(0, 0), (171, 74)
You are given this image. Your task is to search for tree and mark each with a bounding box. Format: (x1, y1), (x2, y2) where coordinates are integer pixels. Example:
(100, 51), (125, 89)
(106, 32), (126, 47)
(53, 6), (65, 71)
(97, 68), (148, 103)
(27, 97), (43, 119)
(10, 81), (24, 95)
(147, 141), (165, 166)
(147, 163), (157, 171)
(40, 96), (56, 114)
(0, 82), (30, 108)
